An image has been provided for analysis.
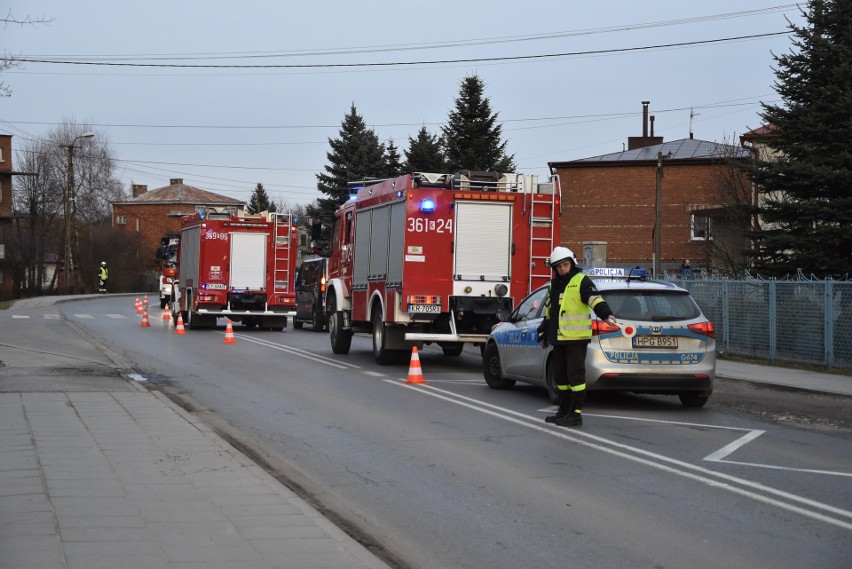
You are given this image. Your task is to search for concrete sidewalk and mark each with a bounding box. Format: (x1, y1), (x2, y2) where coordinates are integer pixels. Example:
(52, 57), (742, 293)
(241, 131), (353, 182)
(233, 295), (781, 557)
(0, 386), (391, 569)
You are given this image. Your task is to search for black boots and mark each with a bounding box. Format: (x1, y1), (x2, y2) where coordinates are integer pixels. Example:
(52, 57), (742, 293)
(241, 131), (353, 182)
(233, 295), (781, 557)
(545, 394), (572, 423)
(554, 413), (582, 427)
(546, 391), (584, 427)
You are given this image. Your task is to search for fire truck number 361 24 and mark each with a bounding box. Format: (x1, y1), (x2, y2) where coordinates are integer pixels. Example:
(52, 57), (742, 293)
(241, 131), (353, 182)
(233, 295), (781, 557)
(407, 217), (453, 234)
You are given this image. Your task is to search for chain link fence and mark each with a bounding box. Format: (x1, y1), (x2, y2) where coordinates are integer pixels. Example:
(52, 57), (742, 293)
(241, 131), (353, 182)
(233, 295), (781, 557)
(667, 275), (852, 370)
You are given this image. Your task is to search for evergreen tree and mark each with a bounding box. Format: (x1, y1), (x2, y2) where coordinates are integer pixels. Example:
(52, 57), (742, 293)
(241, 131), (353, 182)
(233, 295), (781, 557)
(246, 182), (276, 214)
(442, 75), (515, 173)
(385, 138), (404, 177)
(747, 0), (852, 278)
(404, 126), (445, 172)
(315, 104), (386, 248)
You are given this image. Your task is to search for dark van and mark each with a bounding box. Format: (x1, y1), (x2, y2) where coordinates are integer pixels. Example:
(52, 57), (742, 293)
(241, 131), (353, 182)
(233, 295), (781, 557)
(293, 256), (328, 331)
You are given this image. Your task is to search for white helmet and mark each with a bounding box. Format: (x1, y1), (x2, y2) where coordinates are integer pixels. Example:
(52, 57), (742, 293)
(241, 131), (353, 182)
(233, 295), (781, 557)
(548, 246), (577, 269)
(100, 261), (107, 266)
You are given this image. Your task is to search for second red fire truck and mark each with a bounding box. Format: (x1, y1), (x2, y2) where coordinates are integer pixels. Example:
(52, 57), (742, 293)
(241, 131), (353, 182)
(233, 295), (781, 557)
(171, 208), (297, 330)
(325, 171), (561, 364)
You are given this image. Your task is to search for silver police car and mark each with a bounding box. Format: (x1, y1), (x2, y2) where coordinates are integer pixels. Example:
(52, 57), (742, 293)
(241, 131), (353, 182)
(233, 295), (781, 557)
(482, 269), (716, 407)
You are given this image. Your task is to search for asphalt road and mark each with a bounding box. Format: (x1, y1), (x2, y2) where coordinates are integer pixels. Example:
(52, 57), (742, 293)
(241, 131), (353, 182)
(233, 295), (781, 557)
(5, 296), (852, 569)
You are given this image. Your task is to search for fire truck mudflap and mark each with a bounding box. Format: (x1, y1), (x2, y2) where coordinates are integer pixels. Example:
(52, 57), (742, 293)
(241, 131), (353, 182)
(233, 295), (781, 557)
(325, 171), (560, 364)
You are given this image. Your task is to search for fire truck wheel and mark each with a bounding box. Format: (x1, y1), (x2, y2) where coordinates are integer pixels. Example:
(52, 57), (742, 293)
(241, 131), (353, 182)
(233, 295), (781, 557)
(482, 343), (516, 390)
(440, 343), (465, 357)
(160, 298), (167, 309)
(372, 309), (399, 366)
(328, 297), (352, 354)
(293, 320), (304, 329)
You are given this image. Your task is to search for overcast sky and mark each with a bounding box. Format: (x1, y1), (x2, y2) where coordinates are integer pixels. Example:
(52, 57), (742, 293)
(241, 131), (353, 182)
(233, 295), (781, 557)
(2, 1), (805, 207)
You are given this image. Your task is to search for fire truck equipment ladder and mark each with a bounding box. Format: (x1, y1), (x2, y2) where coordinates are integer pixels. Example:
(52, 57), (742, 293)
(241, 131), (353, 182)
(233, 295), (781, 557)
(271, 212), (293, 293)
(528, 178), (558, 293)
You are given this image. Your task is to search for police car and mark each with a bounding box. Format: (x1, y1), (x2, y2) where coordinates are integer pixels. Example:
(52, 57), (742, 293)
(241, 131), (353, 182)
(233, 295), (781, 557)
(482, 268), (716, 407)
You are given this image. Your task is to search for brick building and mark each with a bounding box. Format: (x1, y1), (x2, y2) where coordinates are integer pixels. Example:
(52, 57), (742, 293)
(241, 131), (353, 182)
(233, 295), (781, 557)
(111, 178), (244, 270)
(549, 107), (752, 275)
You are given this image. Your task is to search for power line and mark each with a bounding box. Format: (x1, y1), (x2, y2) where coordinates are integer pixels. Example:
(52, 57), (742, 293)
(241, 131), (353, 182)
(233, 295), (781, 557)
(19, 32), (790, 69)
(23, 5), (797, 62)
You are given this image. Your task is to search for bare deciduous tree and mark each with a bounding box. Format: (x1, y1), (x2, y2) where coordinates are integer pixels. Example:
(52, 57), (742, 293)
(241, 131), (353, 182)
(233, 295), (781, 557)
(12, 121), (124, 295)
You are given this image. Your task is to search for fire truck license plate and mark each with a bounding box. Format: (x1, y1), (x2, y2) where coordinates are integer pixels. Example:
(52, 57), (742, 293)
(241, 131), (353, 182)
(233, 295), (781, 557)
(409, 304), (441, 314)
(632, 336), (677, 348)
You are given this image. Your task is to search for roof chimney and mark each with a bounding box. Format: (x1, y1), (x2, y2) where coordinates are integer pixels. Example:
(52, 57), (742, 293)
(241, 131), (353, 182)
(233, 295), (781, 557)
(170, 178), (183, 186)
(132, 184), (147, 197)
(627, 100), (665, 151)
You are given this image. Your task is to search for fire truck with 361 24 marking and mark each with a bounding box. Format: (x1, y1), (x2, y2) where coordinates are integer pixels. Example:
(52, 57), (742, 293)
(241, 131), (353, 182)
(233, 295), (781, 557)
(170, 208), (298, 330)
(324, 171), (561, 364)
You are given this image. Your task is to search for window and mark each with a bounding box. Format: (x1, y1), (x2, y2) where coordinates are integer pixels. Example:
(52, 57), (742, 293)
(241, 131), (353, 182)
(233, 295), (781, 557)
(136, 218), (140, 232)
(513, 287), (549, 322)
(116, 215), (127, 225)
(691, 213), (713, 241)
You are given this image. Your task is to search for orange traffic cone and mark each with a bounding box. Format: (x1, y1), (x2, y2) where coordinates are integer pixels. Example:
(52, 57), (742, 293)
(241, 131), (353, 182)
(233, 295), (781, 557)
(174, 313), (186, 335)
(143, 294), (149, 307)
(162, 304), (172, 321)
(140, 307), (151, 327)
(223, 320), (236, 344)
(405, 346), (425, 384)
(135, 297), (143, 313)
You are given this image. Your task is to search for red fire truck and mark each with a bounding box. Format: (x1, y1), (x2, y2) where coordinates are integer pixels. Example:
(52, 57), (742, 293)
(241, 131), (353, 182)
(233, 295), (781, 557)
(325, 171), (560, 364)
(171, 207), (297, 330)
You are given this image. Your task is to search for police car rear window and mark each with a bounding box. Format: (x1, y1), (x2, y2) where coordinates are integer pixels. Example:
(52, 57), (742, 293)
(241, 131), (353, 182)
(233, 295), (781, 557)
(601, 290), (701, 321)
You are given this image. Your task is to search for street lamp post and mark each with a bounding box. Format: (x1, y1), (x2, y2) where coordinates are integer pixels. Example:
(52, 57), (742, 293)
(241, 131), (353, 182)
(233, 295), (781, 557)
(63, 131), (94, 293)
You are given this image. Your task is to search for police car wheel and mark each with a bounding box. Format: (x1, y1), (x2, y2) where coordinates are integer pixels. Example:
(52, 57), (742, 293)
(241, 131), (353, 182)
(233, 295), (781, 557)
(482, 343), (516, 390)
(544, 356), (560, 404)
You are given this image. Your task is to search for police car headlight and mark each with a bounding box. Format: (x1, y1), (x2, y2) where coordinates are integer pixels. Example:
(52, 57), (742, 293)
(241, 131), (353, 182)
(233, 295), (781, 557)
(494, 284), (508, 298)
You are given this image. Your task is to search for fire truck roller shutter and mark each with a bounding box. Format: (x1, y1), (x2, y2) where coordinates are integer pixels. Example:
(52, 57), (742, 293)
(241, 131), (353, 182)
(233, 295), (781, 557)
(180, 226), (201, 292)
(353, 210), (371, 288)
(453, 202), (512, 294)
(231, 232), (267, 290)
(387, 201), (406, 286)
(368, 205), (391, 280)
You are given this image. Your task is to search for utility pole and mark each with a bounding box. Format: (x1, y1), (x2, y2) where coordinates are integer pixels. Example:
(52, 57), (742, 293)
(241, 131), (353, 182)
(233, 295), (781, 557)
(62, 132), (94, 293)
(653, 151), (668, 277)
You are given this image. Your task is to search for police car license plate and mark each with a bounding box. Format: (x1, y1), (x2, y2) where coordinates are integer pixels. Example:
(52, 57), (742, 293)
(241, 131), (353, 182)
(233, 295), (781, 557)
(409, 304), (441, 314)
(633, 336), (677, 348)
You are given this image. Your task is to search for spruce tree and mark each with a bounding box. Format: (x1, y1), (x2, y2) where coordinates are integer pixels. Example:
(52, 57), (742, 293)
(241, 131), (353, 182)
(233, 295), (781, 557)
(404, 126), (445, 173)
(442, 75), (515, 173)
(747, 0), (852, 278)
(385, 138), (404, 177)
(315, 104), (386, 248)
(246, 182), (275, 214)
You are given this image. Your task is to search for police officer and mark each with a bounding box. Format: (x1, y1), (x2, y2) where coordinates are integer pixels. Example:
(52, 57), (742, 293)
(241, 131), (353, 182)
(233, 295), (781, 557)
(98, 261), (109, 294)
(537, 247), (617, 427)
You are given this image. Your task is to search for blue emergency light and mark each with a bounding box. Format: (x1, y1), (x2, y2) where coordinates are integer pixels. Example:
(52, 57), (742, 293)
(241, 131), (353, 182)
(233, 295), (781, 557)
(420, 198), (436, 213)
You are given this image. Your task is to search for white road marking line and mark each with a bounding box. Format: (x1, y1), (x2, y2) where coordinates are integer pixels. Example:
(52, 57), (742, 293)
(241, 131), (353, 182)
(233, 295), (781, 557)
(44, 314), (60, 319)
(11, 315), (30, 319)
(106, 314), (126, 319)
(387, 379), (852, 531)
(235, 334), (359, 370)
(363, 371), (386, 377)
(74, 314), (94, 319)
(704, 429), (767, 461)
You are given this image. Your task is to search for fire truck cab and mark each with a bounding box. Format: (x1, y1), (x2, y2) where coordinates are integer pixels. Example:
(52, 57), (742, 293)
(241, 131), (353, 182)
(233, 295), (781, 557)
(171, 207), (297, 330)
(325, 171), (560, 364)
